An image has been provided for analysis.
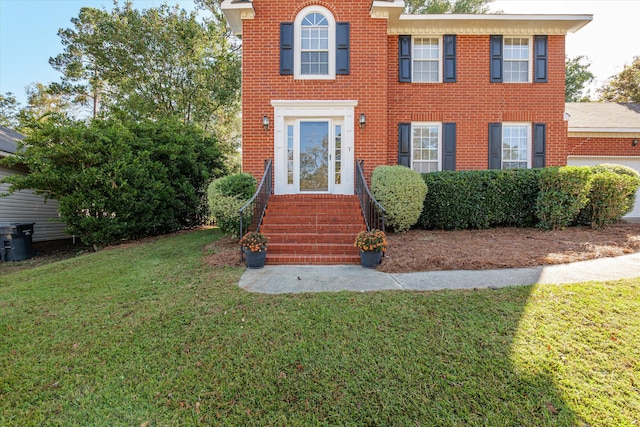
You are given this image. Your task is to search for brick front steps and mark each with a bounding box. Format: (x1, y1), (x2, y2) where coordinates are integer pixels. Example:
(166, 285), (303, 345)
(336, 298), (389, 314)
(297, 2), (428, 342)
(260, 194), (366, 265)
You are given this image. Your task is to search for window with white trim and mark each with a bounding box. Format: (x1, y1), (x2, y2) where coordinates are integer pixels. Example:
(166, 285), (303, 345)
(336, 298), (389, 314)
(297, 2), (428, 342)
(504, 38), (530, 83)
(294, 6), (336, 79)
(502, 123), (531, 169)
(413, 37), (441, 83)
(412, 123), (441, 172)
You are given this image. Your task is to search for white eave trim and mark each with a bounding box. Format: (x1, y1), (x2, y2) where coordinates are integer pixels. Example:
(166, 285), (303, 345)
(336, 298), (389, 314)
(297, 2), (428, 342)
(220, 0), (255, 37)
(570, 127), (640, 133)
(371, 0), (405, 20)
(271, 100), (358, 109)
(388, 13), (592, 35)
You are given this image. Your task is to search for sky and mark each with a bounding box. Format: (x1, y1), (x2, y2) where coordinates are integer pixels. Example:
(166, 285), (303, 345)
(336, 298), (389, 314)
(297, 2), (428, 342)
(1, 0), (639, 107)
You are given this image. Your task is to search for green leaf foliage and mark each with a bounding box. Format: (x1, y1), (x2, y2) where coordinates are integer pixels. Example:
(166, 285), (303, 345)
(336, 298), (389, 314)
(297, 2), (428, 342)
(419, 169), (543, 230)
(578, 166), (640, 228)
(0, 117), (226, 248)
(371, 166), (427, 232)
(565, 55), (595, 102)
(207, 173), (256, 237)
(536, 166), (592, 230)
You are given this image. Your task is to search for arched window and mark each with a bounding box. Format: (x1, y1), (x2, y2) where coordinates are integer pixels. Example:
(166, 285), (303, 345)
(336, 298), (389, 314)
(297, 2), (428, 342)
(294, 6), (336, 79)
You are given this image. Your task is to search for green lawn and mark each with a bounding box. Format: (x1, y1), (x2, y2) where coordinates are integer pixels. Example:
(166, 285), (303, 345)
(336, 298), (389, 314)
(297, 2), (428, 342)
(1, 230), (639, 426)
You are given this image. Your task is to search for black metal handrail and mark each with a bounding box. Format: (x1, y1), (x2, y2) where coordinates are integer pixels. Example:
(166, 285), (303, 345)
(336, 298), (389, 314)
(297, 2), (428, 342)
(355, 159), (386, 232)
(239, 159), (273, 238)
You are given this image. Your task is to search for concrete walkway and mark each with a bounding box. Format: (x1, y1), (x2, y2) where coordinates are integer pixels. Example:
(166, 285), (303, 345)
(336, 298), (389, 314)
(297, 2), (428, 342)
(238, 252), (640, 294)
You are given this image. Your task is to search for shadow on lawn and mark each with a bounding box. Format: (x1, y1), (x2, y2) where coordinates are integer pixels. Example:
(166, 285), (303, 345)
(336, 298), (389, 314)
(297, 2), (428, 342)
(204, 286), (580, 425)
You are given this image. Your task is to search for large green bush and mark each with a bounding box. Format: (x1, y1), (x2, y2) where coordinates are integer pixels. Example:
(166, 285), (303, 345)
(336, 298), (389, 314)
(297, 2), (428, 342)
(207, 173), (256, 237)
(0, 117), (226, 248)
(591, 163), (640, 215)
(419, 169), (542, 230)
(536, 166), (592, 229)
(371, 165), (427, 232)
(578, 170), (640, 228)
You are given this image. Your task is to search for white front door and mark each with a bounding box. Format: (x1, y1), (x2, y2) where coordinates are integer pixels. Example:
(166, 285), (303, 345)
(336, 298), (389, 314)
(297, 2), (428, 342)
(272, 100), (356, 195)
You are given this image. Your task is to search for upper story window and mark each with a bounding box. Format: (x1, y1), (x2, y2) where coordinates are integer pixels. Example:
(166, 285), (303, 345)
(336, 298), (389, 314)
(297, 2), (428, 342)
(491, 35), (547, 83)
(293, 6), (336, 80)
(399, 35), (456, 83)
(413, 38), (441, 83)
(300, 13), (330, 75)
(504, 38), (530, 82)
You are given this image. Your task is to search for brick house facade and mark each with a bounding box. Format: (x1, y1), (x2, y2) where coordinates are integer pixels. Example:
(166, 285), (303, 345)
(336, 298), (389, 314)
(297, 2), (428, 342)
(222, 0), (591, 196)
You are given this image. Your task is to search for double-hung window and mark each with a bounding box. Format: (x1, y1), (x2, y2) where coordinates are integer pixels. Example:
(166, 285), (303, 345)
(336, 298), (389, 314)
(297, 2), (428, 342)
(412, 123), (441, 172)
(399, 35), (456, 83)
(413, 38), (440, 83)
(503, 38), (529, 82)
(501, 124), (531, 169)
(300, 13), (330, 76)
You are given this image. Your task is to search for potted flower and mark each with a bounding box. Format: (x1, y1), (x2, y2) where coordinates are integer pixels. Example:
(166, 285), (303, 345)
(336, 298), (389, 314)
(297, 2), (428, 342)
(240, 231), (269, 269)
(354, 229), (387, 268)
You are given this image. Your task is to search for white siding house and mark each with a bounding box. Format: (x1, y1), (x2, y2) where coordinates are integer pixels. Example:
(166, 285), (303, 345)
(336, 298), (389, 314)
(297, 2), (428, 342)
(0, 126), (69, 242)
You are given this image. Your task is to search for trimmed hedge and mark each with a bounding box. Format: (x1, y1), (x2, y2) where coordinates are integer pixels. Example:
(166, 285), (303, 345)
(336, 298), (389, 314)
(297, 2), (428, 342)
(371, 165), (427, 232)
(419, 164), (639, 231)
(207, 173), (256, 237)
(578, 170), (640, 228)
(536, 166), (592, 229)
(419, 169), (542, 230)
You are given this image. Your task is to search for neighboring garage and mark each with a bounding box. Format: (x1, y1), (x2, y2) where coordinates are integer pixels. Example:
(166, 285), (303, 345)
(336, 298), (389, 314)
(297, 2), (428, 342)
(0, 126), (69, 242)
(566, 102), (640, 219)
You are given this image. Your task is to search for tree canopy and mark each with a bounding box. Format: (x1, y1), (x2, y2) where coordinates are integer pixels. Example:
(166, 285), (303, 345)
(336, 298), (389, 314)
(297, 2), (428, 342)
(49, 1), (241, 131)
(599, 56), (640, 103)
(566, 56), (596, 102)
(404, 0), (494, 14)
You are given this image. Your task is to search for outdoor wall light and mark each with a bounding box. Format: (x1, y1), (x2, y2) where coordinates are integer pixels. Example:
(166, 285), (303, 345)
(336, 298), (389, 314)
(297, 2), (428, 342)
(359, 113), (366, 130)
(262, 115), (269, 131)
(633, 139), (638, 147)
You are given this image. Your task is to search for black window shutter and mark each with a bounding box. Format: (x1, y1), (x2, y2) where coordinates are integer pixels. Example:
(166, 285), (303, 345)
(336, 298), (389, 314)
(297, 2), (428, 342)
(443, 35), (456, 83)
(399, 36), (412, 83)
(336, 23), (350, 75)
(280, 23), (294, 75)
(533, 123), (546, 168)
(398, 123), (411, 167)
(488, 123), (502, 169)
(442, 123), (456, 170)
(534, 35), (548, 83)
(490, 35), (503, 83)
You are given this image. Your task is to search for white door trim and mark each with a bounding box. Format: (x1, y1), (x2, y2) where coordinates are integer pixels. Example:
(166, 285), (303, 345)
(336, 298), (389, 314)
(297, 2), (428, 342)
(271, 100), (357, 195)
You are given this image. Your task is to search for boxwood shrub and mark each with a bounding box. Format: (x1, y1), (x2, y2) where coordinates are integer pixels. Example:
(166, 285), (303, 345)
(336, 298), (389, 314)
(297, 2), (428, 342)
(207, 173), (257, 236)
(578, 168), (640, 228)
(371, 165), (427, 232)
(536, 166), (592, 229)
(419, 169), (543, 230)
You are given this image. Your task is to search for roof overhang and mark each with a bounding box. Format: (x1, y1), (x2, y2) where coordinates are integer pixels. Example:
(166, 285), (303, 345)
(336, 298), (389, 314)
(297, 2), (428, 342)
(220, 0), (255, 37)
(379, 13), (593, 36)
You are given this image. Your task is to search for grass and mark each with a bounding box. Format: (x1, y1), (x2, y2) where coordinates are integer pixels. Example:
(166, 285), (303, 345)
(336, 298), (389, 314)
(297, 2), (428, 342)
(1, 229), (639, 426)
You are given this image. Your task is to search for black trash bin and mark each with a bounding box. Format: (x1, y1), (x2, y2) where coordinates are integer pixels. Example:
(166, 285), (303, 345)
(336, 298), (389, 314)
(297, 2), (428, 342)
(0, 223), (35, 262)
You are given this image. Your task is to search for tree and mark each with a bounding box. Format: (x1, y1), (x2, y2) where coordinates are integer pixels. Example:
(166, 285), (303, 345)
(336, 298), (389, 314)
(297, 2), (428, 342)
(49, 1), (241, 130)
(0, 92), (21, 129)
(0, 117), (228, 248)
(404, 0), (493, 14)
(599, 56), (640, 102)
(565, 56), (595, 102)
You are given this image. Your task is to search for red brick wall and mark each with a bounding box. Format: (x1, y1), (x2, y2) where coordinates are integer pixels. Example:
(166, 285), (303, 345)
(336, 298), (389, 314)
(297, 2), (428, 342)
(568, 136), (640, 157)
(241, 0), (389, 180)
(241, 2), (569, 181)
(387, 34), (568, 169)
